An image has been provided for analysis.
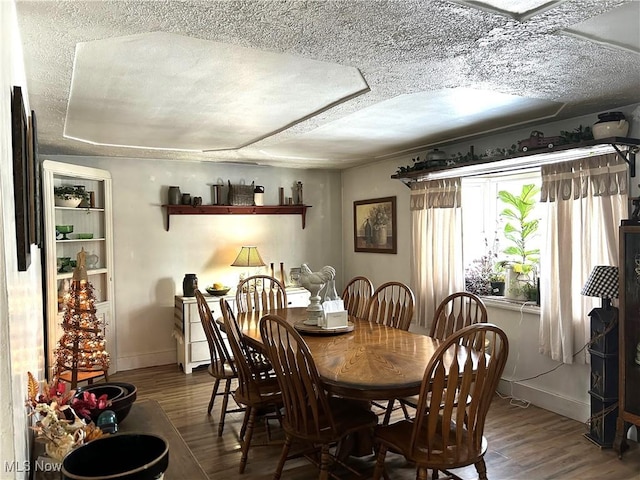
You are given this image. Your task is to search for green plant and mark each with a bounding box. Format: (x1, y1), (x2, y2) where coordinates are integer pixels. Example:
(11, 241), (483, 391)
(54, 185), (89, 202)
(488, 264), (505, 282)
(498, 184), (540, 267)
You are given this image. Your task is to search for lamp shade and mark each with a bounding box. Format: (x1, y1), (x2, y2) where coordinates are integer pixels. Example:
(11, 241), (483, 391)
(581, 266), (619, 299)
(231, 246), (266, 268)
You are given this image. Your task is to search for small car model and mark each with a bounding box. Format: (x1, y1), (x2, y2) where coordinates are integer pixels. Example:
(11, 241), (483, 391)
(517, 130), (563, 152)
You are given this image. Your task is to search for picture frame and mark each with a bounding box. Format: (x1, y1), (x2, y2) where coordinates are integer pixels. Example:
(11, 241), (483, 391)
(11, 86), (31, 271)
(353, 196), (397, 254)
(29, 109), (42, 248)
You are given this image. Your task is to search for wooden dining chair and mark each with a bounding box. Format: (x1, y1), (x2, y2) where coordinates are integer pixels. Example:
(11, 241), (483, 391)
(341, 276), (374, 319)
(373, 323), (509, 480)
(236, 275), (287, 313)
(365, 282), (415, 422)
(364, 281), (415, 330)
(260, 313), (379, 480)
(392, 291), (489, 423)
(430, 291), (488, 340)
(194, 290), (243, 437)
(220, 299), (283, 474)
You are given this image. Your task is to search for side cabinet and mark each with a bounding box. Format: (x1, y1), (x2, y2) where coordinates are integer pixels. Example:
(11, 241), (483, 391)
(174, 287), (310, 374)
(174, 294), (234, 374)
(614, 223), (640, 456)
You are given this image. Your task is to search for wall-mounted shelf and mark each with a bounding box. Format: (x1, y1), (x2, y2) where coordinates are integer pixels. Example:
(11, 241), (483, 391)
(392, 137), (640, 186)
(162, 204), (312, 231)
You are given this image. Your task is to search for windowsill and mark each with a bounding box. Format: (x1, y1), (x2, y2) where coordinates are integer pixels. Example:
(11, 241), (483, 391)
(481, 296), (540, 315)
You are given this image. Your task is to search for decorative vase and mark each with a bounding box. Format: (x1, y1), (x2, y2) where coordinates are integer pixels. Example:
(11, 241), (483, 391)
(182, 274), (198, 297)
(168, 186), (181, 205)
(505, 266), (529, 301)
(374, 226), (388, 246)
(593, 111), (629, 139)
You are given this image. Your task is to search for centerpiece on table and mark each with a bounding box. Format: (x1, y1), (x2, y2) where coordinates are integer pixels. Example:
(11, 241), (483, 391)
(26, 373), (110, 462)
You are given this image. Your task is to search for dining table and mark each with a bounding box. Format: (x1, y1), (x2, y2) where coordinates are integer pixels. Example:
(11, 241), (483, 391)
(234, 306), (446, 401)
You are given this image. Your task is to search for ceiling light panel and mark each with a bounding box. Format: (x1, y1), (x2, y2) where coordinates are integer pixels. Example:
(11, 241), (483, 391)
(455, 0), (564, 18)
(64, 32), (369, 151)
(562, 2), (640, 54)
(260, 88), (564, 162)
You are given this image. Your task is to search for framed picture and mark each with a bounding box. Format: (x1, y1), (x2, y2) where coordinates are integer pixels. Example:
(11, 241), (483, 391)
(353, 196), (397, 254)
(11, 86), (31, 271)
(29, 110), (42, 248)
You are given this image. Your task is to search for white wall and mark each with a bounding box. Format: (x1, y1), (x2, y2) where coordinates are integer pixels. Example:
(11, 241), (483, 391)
(1, 2), (46, 478)
(341, 105), (640, 421)
(341, 160), (411, 290)
(45, 156), (342, 371)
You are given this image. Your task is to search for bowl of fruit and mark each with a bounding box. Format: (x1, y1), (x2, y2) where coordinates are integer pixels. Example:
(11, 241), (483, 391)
(206, 283), (231, 296)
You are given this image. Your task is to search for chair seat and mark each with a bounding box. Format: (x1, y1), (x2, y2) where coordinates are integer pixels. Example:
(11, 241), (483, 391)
(399, 390), (470, 412)
(282, 396), (378, 443)
(375, 417), (488, 470)
(208, 360), (236, 380)
(233, 375), (281, 406)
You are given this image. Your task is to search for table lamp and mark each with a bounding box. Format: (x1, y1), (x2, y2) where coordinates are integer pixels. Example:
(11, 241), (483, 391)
(581, 265), (619, 310)
(231, 246), (266, 284)
(581, 265), (619, 349)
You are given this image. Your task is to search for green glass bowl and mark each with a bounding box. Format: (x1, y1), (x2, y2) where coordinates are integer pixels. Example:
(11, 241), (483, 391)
(76, 233), (94, 239)
(55, 225), (73, 234)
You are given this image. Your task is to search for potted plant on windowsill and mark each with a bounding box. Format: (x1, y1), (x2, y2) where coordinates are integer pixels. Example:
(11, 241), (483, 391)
(498, 184), (540, 301)
(54, 185), (89, 208)
(488, 264), (506, 296)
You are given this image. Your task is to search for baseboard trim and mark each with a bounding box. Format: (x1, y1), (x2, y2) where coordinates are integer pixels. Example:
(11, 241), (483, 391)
(117, 349), (176, 372)
(498, 377), (589, 423)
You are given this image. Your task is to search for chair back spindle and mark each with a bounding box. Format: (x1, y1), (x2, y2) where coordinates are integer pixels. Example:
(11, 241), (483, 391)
(341, 276), (374, 319)
(366, 281), (415, 330)
(236, 275), (287, 313)
(430, 291), (488, 340)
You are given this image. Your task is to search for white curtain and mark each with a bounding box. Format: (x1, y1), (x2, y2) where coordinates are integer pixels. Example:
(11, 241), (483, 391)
(411, 178), (464, 328)
(539, 153), (627, 364)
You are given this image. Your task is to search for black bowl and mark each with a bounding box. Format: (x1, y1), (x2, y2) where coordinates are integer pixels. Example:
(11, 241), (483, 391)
(74, 382), (137, 425)
(62, 433), (168, 480)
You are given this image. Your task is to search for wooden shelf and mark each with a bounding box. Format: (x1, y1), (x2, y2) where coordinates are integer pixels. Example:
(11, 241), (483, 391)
(162, 204), (312, 231)
(392, 136), (640, 185)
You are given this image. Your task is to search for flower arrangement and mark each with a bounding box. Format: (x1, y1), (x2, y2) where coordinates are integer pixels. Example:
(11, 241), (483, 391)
(26, 373), (109, 461)
(369, 203), (390, 229)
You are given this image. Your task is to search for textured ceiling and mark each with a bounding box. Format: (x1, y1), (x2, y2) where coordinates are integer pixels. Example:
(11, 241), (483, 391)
(15, 0), (640, 169)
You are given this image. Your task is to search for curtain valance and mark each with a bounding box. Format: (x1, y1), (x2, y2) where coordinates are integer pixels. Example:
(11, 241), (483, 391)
(540, 153), (627, 202)
(410, 178), (461, 211)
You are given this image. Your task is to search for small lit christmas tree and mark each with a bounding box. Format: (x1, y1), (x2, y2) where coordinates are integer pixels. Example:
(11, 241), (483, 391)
(55, 248), (109, 388)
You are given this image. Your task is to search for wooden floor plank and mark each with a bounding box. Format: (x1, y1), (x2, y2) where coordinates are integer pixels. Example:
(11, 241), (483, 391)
(111, 364), (640, 479)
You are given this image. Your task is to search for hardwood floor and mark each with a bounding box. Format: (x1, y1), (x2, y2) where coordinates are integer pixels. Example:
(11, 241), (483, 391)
(111, 364), (640, 479)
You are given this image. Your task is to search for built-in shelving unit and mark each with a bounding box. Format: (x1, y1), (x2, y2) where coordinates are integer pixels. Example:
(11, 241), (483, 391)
(392, 137), (640, 185)
(162, 204), (311, 231)
(42, 160), (116, 380)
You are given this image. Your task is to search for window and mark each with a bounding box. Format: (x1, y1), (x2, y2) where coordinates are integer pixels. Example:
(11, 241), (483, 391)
(461, 169), (543, 299)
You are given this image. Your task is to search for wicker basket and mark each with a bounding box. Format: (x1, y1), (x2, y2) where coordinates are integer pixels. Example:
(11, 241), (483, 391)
(228, 181), (255, 206)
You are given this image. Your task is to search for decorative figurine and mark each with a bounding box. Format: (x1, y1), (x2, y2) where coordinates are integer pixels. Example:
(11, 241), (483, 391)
(299, 264), (335, 326)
